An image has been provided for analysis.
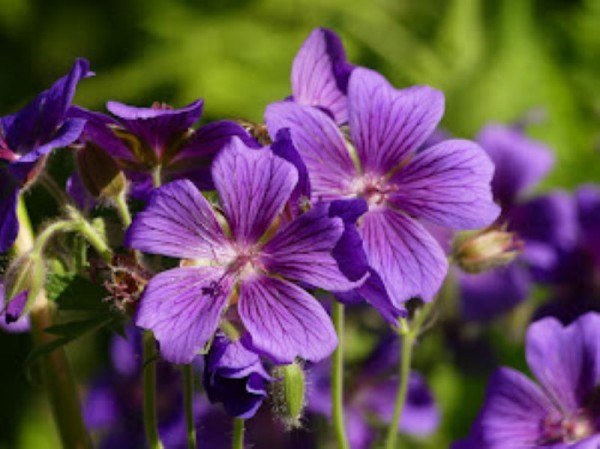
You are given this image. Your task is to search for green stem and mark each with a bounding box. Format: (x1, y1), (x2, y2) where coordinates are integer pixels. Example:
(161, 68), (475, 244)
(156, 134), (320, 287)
(384, 321), (414, 449)
(331, 302), (350, 449)
(183, 365), (197, 449)
(15, 199), (92, 449)
(232, 418), (245, 449)
(143, 331), (163, 449)
(113, 191), (132, 228)
(74, 215), (112, 263)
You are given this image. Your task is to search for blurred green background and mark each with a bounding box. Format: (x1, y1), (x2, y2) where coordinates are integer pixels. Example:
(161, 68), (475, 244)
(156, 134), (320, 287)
(0, 0), (598, 447)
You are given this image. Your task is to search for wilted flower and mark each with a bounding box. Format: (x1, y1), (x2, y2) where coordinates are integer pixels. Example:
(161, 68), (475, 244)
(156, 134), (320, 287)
(267, 67), (499, 315)
(455, 312), (600, 448)
(126, 132), (364, 364)
(453, 227), (523, 274)
(0, 58), (91, 251)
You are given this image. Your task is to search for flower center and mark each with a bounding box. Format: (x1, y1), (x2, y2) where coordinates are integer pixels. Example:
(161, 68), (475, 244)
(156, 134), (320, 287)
(539, 411), (595, 445)
(350, 173), (397, 208)
(230, 246), (263, 280)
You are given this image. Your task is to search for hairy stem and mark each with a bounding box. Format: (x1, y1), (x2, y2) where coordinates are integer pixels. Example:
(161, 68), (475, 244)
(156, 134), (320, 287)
(15, 199), (92, 449)
(143, 331), (163, 449)
(183, 365), (197, 449)
(331, 301), (350, 449)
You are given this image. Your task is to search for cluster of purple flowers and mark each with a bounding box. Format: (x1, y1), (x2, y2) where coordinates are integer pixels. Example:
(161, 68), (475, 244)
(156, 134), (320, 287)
(1, 25), (599, 449)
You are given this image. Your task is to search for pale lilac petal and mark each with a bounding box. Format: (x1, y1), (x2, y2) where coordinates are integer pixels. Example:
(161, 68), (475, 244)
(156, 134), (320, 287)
(477, 124), (554, 206)
(477, 368), (558, 449)
(348, 68), (444, 174)
(526, 314), (600, 413)
(238, 276), (337, 363)
(263, 203), (361, 291)
(212, 138), (298, 244)
(124, 179), (227, 260)
(291, 28), (354, 124)
(345, 407), (374, 449)
(389, 139), (500, 229)
(360, 208), (447, 306)
(265, 101), (356, 201)
(0, 283), (30, 333)
(136, 266), (231, 364)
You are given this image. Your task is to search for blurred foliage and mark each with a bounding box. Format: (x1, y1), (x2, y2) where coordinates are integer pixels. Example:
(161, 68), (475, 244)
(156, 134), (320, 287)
(0, 0), (599, 448)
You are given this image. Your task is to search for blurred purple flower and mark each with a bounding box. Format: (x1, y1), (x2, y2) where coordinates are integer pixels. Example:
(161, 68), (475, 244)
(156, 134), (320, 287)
(0, 58), (91, 251)
(70, 100), (253, 200)
(307, 337), (439, 449)
(126, 133), (364, 364)
(267, 68), (499, 316)
(203, 332), (270, 418)
(0, 281), (30, 333)
(455, 312), (600, 448)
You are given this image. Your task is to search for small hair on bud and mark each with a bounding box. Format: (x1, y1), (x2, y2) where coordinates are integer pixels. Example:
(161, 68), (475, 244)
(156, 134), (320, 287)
(270, 361), (307, 430)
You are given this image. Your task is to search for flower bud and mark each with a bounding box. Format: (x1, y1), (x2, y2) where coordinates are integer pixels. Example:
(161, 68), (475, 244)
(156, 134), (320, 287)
(76, 142), (126, 199)
(271, 362), (306, 429)
(3, 252), (45, 322)
(453, 228), (523, 274)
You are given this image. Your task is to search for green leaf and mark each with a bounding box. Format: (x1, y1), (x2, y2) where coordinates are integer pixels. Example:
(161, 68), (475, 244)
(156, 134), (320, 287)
(50, 275), (109, 312)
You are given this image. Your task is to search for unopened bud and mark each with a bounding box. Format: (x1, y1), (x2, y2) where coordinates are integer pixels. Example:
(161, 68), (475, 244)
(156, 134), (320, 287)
(3, 252), (45, 321)
(271, 362), (306, 429)
(453, 228), (523, 274)
(77, 142), (126, 199)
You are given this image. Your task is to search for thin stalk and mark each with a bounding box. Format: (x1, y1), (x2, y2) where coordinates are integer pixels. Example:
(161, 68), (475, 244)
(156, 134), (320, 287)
(331, 301), (350, 449)
(183, 365), (197, 449)
(143, 330), (163, 449)
(74, 216), (112, 264)
(232, 418), (245, 449)
(15, 199), (92, 449)
(113, 191), (132, 228)
(384, 322), (414, 449)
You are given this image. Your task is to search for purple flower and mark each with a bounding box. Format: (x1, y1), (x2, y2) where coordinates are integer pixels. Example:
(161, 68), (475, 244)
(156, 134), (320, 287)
(70, 100), (253, 200)
(126, 133), (363, 364)
(290, 28), (355, 124)
(0, 281), (30, 333)
(307, 337), (439, 449)
(455, 312), (600, 448)
(266, 68), (499, 314)
(0, 59), (91, 251)
(203, 332), (270, 418)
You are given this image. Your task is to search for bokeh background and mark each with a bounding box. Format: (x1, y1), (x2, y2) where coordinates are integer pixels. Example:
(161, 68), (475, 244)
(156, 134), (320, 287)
(0, 0), (599, 447)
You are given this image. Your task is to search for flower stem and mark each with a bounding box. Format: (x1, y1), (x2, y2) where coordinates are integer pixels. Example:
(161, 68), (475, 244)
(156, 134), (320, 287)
(113, 190), (132, 228)
(384, 302), (434, 449)
(74, 217), (113, 264)
(143, 330), (163, 449)
(183, 364), (197, 449)
(15, 199), (92, 449)
(331, 301), (350, 449)
(232, 418), (245, 449)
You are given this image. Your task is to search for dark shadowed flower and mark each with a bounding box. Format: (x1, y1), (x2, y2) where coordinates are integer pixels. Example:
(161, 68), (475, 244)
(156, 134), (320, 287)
(290, 28), (355, 124)
(455, 124), (577, 321)
(267, 68), (499, 314)
(455, 312), (600, 448)
(203, 332), (271, 418)
(70, 100), (253, 200)
(0, 58), (91, 251)
(307, 336), (439, 449)
(126, 133), (364, 364)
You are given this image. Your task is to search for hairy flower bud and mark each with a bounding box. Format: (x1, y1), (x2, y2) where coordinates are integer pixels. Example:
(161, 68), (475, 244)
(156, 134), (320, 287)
(77, 142), (126, 199)
(271, 362), (306, 429)
(3, 252), (45, 322)
(453, 228), (524, 274)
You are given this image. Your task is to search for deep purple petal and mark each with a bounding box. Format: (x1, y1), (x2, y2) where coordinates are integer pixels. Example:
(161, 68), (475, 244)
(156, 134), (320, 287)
(136, 266), (232, 364)
(270, 128), (311, 206)
(238, 276), (337, 363)
(0, 283), (30, 333)
(212, 137), (298, 245)
(83, 377), (120, 428)
(110, 327), (142, 377)
(526, 313), (600, 413)
(291, 28), (354, 124)
(0, 172), (20, 252)
(263, 202), (362, 291)
(124, 179), (227, 260)
(576, 185), (600, 263)
(265, 102), (356, 201)
(475, 368), (558, 448)
(167, 120), (254, 190)
(459, 265), (531, 322)
(348, 68), (444, 175)
(476, 124), (554, 206)
(66, 172), (96, 211)
(389, 139), (500, 229)
(360, 208), (448, 306)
